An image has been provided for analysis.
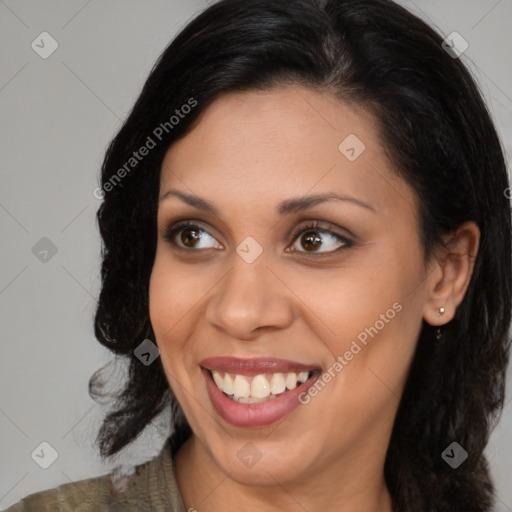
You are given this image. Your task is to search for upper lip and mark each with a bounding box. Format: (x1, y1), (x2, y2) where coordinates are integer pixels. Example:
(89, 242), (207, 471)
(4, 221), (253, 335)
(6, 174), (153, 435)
(200, 357), (320, 375)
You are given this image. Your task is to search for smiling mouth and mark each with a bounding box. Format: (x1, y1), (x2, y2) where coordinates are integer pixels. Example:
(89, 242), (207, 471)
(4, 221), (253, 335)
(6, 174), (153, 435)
(205, 369), (321, 404)
(200, 357), (322, 427)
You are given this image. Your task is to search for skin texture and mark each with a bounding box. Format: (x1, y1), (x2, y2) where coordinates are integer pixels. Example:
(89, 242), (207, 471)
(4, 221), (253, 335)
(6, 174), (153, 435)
(149, 86), (479, 512)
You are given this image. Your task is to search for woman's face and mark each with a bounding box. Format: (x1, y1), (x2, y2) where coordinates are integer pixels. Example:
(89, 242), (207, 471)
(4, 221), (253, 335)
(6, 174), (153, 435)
(149, 86), (430, 486)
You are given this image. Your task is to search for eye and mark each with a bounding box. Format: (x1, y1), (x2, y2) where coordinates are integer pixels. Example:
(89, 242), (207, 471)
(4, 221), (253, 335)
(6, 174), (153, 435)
(288, 221), (352, 254)
(163, 221), (223, 250)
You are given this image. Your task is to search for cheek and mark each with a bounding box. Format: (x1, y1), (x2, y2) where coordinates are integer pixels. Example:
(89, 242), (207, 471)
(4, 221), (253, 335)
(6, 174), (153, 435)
(283, 255), (421, 347)
(149, 249), (208, 335)
(287, 271), (424, 451)
(284, 242), (425, 393)
(148, 255), (197, 365)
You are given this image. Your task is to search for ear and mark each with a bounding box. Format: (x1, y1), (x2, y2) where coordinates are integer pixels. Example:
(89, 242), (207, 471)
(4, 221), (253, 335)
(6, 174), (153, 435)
(422, 221), (480, 326)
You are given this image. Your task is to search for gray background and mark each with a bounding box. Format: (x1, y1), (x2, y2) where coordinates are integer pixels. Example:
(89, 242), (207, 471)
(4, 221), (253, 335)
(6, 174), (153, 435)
(0, 0), (511, 510)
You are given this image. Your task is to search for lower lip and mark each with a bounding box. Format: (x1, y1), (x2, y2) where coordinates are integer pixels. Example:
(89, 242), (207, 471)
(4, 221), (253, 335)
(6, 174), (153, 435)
(202, 368), (319, 428)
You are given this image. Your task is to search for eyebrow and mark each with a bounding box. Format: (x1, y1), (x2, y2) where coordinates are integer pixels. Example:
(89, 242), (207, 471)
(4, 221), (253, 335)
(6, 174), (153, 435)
(277, 193), (376, 214)
(159, 189), (376, 215)
(159, 189), (220, 215)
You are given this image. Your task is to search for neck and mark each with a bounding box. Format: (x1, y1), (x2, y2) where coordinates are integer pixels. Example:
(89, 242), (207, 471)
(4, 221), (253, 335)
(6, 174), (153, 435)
(174, 435), (394, 512)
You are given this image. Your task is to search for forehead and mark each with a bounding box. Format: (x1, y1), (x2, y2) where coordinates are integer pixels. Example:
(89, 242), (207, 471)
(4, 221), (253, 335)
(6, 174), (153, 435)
(159, 86), (417, 220)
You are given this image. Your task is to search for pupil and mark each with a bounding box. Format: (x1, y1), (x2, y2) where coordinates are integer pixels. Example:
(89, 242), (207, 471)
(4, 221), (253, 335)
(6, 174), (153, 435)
(302, 231), (322, 251)
(182, 228), (201, 247)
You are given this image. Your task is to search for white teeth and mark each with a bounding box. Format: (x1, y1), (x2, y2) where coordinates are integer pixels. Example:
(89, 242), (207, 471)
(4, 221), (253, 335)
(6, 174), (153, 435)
(297, 371), (309, 384)
(233, 375), (250, 398)
(211, 370), (313, 401)
(270, 373), (286, 395)
(285, 372), (297, 390)
(223, 373), (234, 395)
(212, 370), (224, 389)
(251, 374), (271, 398)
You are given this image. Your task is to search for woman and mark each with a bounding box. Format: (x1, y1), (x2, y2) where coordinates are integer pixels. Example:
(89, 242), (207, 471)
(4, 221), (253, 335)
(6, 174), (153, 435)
(7, 0), (511, 510)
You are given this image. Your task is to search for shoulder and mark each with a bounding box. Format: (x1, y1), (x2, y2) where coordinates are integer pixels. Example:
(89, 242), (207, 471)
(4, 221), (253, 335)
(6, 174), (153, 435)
(4, 441), (186, 512)
(4, 471), (113, 512)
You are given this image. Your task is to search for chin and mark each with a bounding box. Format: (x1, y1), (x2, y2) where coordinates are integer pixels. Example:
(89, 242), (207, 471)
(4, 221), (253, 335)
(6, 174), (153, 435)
(208, 436), (317, 487)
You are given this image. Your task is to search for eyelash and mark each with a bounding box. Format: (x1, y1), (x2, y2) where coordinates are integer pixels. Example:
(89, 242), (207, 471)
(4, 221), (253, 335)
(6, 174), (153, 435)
(163, 220), (353, 254)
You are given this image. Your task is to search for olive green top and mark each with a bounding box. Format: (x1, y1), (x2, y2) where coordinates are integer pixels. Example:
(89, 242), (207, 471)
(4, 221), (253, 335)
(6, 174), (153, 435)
(4, 440), (187, 511)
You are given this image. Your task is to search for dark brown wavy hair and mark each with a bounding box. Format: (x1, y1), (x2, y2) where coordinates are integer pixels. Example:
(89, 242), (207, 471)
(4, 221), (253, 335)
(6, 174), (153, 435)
(89, 0), (512, 510)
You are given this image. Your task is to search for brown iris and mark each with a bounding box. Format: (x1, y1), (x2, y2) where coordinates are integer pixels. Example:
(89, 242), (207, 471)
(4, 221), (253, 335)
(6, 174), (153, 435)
(301, 231), (322, 251)
(181, 227), (201, 247)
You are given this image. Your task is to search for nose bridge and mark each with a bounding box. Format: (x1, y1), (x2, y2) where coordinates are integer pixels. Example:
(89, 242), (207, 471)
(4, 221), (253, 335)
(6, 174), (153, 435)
(205, 251), (293, 339)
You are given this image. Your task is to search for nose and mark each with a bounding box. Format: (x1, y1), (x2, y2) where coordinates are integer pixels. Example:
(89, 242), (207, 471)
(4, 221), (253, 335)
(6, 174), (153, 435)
(205, 255), (294, 341)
